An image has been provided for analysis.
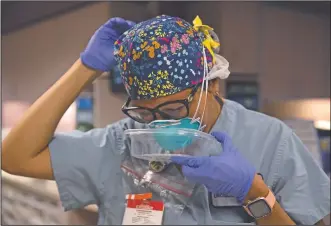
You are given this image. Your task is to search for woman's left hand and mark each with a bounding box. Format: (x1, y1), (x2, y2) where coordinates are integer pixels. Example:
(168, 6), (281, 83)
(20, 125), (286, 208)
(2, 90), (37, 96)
(170, 131), (256, 203)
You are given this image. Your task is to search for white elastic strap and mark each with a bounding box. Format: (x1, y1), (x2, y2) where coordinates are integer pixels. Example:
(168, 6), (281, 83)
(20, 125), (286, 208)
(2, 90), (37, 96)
(191, 117), (201, 124)
(191, 49), (207, 121)
(198, 46), (209, 130)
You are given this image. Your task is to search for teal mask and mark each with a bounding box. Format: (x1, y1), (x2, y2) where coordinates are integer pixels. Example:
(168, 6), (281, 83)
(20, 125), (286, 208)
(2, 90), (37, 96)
(149, 118), (201, 151)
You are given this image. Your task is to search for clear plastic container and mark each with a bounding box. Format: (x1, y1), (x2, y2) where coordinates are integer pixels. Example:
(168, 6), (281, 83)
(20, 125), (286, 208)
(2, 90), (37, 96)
(123, 128), (223, 162)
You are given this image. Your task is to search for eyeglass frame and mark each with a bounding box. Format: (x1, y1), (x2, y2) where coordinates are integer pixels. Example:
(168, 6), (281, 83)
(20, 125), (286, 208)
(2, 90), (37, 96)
(121, 85), (200, 123)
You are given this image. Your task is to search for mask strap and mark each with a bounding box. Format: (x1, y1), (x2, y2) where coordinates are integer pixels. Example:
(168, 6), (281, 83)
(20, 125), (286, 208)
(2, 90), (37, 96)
(190, 46), (209, 130)
(191, 63), (206, 122)
(198, 46), (209, 130)
(191, 117), (201, 124)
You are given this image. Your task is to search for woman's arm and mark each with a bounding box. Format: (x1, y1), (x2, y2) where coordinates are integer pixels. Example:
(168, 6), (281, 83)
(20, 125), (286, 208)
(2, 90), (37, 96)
(245, 175), (295, 225)
(1, 60), (100, 179)
(1, 17), (135, 180)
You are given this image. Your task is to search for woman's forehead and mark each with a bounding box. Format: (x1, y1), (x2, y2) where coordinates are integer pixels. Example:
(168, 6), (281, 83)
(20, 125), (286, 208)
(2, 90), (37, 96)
(131, 89), (191, 108)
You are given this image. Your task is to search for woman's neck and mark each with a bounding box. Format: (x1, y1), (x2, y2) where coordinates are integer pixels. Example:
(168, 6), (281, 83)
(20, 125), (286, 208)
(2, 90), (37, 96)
(203, 94), (223, 133)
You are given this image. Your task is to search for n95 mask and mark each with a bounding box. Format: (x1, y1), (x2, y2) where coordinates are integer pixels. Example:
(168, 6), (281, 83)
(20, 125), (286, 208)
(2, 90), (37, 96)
(148, 118), (201, 152)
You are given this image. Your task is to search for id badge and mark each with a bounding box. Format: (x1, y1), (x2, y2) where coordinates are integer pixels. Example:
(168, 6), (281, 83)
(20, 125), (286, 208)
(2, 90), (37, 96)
(210, 193), (242, 207)
(122, 193), (164, 225)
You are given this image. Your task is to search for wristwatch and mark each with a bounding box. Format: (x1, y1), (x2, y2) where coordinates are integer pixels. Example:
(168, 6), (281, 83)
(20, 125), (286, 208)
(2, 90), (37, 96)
(244, 188), (276, 219)
(243, 174), (276, 219)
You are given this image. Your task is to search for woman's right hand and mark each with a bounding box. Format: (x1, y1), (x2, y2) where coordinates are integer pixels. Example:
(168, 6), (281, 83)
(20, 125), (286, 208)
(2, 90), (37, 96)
(80, 17), (135, 72)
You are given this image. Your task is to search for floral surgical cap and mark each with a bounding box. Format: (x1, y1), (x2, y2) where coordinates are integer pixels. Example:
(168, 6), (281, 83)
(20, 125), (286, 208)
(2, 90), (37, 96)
(114, 15), (214, 100)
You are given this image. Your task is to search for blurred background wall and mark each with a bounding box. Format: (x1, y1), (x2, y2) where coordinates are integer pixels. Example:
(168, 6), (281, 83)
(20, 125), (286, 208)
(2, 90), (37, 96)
(1, 1), (330, 225)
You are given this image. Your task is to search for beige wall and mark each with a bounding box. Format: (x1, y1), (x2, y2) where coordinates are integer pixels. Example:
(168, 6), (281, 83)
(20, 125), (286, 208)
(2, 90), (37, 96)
(2, 2), (330, 128)
(263, 98), (330, 122)
(259, 4), (330, 100)
(2, 3), (109, 103)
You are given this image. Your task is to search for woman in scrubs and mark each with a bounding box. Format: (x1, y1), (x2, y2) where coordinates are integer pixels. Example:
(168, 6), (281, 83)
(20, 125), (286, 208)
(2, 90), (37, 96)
(2, 15), (330, 225)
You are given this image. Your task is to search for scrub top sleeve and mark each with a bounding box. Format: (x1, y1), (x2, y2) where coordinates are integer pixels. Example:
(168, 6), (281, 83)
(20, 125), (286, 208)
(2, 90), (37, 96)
(49, 126), (120, 211)
(273, 131), (330, 225)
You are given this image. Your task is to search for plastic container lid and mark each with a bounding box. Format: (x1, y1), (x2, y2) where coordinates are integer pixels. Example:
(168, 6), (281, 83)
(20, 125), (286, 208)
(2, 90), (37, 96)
(124, 128), (223, 162)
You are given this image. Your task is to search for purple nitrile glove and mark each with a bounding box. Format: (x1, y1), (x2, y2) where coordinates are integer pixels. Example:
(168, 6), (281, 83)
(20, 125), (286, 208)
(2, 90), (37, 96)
(80, 17), (135, 72)
(171, 131), (256, 203)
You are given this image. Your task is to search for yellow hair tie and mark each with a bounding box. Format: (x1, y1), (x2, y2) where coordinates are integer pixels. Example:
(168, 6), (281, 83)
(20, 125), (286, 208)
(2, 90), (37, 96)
(193, 15), (220, 64)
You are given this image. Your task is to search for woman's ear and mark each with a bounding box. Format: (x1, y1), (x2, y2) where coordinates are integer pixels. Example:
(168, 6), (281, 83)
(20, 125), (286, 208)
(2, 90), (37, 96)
(208, 78), (220, 94)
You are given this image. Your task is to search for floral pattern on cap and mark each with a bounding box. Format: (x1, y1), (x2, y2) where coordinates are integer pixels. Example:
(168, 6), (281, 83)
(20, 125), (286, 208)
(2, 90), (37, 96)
(114, 15), (214, 100)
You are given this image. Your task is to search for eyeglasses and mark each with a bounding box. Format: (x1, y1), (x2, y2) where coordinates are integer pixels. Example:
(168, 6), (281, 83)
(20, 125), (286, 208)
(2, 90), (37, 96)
(122, 85), (199, 123)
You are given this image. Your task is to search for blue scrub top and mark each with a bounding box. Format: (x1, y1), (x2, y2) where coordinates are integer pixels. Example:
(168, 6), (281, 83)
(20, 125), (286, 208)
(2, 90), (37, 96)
(49, 100), (330, 225)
